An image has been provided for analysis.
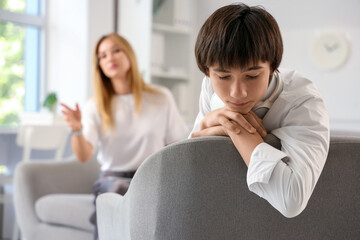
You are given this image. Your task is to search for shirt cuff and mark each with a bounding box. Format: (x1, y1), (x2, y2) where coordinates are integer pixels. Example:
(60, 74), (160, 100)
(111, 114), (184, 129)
(247, 142), (287, 187)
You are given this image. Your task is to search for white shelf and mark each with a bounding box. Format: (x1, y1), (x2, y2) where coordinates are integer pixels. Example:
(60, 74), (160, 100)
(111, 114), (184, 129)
(152, 23), (190, 35)
(150, 0), (194, 123)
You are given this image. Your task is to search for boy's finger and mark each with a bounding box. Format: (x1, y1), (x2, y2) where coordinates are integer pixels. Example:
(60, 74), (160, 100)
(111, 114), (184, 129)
(227, 112), (256, 133)
(219, 116), (242, 134)
(247, 112), (267, 137)
(199, 126), (228, 137)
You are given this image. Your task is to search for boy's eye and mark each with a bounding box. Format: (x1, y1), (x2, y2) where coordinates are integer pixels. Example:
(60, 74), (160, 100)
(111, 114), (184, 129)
(218, 75), (230, 80)
(247, 74), (260, 79)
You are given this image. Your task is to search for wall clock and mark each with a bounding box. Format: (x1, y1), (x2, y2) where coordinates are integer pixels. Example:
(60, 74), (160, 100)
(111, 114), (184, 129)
(311, 30), (350, 70)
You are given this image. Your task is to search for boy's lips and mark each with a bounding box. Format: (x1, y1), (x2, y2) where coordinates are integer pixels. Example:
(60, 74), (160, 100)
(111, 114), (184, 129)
(229, 101), (250, 107)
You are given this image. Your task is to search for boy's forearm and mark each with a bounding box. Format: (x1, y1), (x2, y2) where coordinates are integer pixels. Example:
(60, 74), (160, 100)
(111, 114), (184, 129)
(227, 129), (264, 166)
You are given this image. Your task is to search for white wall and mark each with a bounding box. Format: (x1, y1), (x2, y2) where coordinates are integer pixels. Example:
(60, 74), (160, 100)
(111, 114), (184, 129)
(118, 0), (152, 83)
(46, 0), (88, 109)
(195, 0), (360, 133)
(46, 0), (114, 110)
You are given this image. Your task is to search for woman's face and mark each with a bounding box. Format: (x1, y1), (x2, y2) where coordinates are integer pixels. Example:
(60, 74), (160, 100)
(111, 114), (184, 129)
(97, 38), (131, 80)
(209, 61), (272, 114)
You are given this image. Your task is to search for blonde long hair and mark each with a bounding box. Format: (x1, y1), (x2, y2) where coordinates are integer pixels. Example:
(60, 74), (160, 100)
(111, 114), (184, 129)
(93, 33), (157, 131)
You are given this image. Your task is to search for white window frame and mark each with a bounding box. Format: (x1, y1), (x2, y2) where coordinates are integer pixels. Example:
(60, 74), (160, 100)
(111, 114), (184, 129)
(0, 0), (46, 117)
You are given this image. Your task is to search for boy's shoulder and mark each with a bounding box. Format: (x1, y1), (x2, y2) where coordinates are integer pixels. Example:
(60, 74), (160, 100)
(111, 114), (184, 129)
(202, 76), (215, 95)
(278, 68), (323, 100)
(278, 68), (301, 83)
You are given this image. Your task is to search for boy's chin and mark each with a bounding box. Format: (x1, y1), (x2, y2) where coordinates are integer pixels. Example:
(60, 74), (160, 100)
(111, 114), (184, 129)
(225, 105), (252, 114)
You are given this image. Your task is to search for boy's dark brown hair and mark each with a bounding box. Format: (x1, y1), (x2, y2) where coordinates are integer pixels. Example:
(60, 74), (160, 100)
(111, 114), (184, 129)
(195, 3), (283, 75)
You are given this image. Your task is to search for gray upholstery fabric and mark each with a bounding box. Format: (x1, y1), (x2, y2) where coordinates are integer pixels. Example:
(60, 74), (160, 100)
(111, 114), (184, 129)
(35, 194), (93, 231)
(97, 135), (360, 240)
(14, 155), (100, 240)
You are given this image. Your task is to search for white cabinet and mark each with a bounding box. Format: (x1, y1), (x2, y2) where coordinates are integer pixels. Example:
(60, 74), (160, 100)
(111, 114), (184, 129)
(118, 0), (195, 123)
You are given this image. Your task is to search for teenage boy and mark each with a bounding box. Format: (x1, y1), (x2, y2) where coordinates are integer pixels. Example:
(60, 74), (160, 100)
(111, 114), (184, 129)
(190, 3), (329, 218)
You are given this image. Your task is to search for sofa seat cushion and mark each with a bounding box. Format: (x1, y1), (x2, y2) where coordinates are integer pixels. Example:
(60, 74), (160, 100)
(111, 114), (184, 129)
(35, 194), (94, 232)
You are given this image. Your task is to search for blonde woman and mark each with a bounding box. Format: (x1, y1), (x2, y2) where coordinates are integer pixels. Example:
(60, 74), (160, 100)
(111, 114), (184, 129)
(61, 33), (187, 239)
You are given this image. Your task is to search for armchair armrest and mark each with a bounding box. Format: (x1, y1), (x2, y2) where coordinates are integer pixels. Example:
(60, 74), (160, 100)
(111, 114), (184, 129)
(14, 155), (100, 236)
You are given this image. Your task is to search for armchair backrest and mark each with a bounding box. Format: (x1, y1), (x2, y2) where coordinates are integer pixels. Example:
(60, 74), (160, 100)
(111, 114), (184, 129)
(97, 135), (360, 240)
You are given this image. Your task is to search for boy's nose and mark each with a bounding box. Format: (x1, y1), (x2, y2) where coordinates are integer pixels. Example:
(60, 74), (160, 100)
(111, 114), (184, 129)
(230, 81), (247, 99)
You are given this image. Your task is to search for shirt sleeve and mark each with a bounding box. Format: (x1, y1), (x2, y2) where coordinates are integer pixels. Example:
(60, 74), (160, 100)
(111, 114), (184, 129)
(247, 93), (330, 218)
(162, 88), (189, 145)
(189, 77), (213, 136)
(81, 99), (100, 149)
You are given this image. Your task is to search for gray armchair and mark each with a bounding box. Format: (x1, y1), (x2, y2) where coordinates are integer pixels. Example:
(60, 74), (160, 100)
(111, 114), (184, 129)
(14, 155), (100, 240)
(97, 135), (360, 240)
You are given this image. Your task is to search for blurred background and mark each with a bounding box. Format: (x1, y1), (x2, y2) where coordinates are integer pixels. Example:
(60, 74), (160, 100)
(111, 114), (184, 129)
(0, 0), (359, 239)
(1, 0), (360, 131)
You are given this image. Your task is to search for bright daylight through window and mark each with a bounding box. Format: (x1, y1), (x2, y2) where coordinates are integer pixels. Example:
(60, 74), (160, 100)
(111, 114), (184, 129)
(0, 0), (43, 128)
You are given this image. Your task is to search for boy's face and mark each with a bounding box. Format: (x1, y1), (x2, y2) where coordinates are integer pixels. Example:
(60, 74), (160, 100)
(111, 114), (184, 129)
(209, 61), (272, 114)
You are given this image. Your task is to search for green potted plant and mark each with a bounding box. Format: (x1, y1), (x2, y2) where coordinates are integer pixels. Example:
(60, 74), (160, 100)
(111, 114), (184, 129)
(43, 92), (58, 114)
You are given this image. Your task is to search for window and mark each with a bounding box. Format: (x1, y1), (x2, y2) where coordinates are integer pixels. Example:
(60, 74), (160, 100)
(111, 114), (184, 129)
(0, 0), (44, 128)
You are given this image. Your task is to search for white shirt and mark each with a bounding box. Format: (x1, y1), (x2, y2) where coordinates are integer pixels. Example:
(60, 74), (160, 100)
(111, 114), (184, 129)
(190, 69), (330, 217)
(82, 86), (188, 172)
